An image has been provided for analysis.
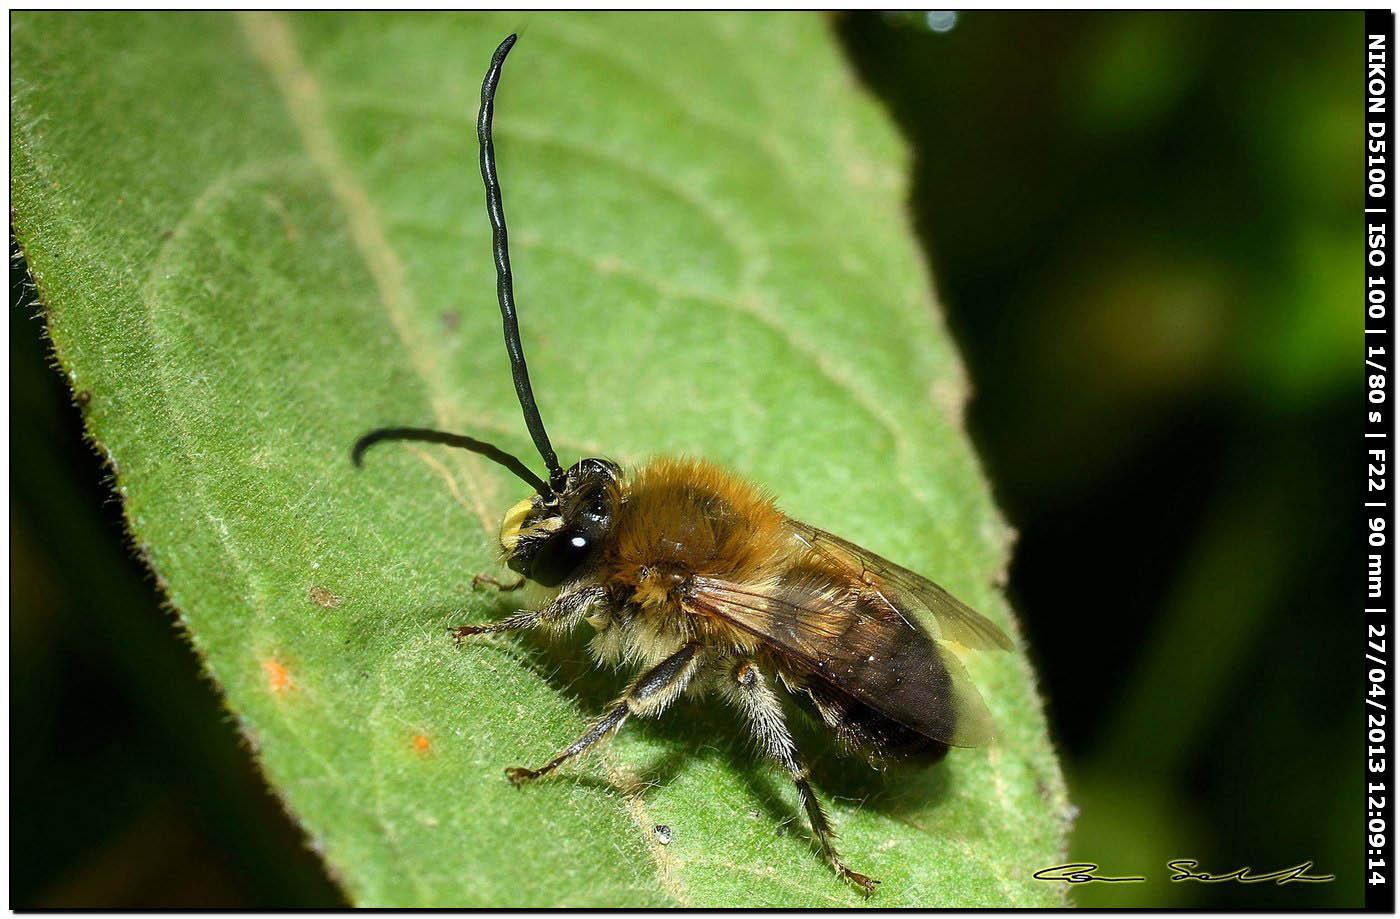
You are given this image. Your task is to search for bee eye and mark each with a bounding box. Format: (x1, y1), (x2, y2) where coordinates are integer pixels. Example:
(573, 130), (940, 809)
(530, 530), (593, 587)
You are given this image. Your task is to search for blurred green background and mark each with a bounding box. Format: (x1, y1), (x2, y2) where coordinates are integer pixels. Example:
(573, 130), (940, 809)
(11, 10), (1360, 907)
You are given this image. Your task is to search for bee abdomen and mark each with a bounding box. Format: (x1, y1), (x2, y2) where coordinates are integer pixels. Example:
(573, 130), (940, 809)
(795, 666), (951, 761)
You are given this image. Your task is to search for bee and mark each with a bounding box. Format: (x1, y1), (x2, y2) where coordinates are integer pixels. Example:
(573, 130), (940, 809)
(354, 33), (1013, 896)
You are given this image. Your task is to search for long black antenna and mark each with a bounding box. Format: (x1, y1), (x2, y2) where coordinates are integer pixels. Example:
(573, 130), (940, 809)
(351, 426), (551, 498)
(479, 33), (565, 493)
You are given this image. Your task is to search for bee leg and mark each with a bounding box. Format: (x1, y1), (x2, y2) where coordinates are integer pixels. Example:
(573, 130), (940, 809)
(727, 660), (880, 897)
(472, 573), (525, 592)
(506, 640), (703, 785)
(450, 585), (599, 644)
(450, 609), (540, 645)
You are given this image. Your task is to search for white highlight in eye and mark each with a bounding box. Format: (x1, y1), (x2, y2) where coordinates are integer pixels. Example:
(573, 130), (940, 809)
(571, 536), (587, 548)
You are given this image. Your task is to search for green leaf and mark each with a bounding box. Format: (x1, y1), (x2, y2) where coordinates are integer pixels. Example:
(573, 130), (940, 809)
(12, 11), (1069, 906)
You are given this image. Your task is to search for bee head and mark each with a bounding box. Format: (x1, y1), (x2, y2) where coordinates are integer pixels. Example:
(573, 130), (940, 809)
(501, 458), (622, 587)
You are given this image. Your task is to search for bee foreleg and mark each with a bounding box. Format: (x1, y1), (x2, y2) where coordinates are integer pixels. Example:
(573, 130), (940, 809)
(471, 572), (525, 592)
(451, 585), (601, 644)
(506, 640), (703, 785)
(725, 660), (879, 897)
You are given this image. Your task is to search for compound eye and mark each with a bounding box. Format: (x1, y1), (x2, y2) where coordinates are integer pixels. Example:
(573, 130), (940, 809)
(530, 530), (593, 587)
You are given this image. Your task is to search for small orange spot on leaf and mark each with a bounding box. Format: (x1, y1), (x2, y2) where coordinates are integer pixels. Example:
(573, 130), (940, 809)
(411, 734), (431, 755)
(262, 657), (293, 694)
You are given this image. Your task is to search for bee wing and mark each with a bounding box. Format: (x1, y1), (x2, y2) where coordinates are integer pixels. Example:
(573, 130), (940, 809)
(786, 519), (1014, 652)
(686, 575), (996, 747)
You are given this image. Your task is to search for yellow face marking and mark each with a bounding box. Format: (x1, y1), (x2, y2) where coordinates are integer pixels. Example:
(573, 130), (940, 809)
(500, 497), (564, 553)
(500, 498), (535, 553)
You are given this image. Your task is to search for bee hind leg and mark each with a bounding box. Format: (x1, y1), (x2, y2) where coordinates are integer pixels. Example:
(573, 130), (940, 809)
(506, 640), (704, 784)
(726, 660), (880, 897)
(450, 585), (600, 644)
